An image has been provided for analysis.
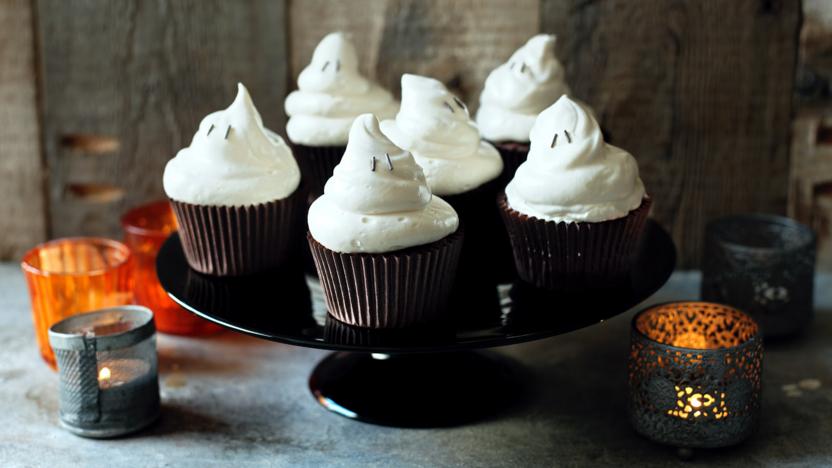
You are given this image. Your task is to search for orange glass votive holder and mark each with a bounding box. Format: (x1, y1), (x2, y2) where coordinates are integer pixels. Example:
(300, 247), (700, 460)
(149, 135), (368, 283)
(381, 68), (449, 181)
(121, 200), (221, 336)
(22, 238), (134, 368)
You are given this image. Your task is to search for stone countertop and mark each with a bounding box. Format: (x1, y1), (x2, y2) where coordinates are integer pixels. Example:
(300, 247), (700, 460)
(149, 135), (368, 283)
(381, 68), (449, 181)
(0, 265), (830, 467)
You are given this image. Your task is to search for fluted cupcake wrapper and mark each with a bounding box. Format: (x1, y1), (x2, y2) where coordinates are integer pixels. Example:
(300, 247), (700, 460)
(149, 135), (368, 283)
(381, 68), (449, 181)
(490, 140), (530, 187)
(291, 144), (346, 198)
(499, 194), (651, 290)
(308, 229), (463, 328)
(170, 188), (305, 276)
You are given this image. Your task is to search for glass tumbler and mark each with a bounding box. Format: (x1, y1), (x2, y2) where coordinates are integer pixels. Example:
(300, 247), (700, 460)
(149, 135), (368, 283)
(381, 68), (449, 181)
(121, 200), (221, 335)
(21, 238), (133, 368)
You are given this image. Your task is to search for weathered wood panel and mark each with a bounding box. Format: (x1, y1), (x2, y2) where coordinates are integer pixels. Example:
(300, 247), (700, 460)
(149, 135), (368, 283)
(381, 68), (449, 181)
(542, 0), (800, 267)
(788, 106), (832, 270)
(289, 0), (539, 108)
(0, 0), (47, 260)
(37, 0), (288, 239)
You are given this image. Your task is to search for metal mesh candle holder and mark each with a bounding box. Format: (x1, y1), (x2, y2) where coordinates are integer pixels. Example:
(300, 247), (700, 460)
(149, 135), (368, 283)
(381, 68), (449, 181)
(48, 306), (160, 438)
(701, 214), (816, 337)
(628, 302), (763, 449)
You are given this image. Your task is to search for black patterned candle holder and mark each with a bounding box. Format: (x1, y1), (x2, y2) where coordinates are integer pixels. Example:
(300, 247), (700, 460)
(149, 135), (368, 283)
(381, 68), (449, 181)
(628, 302), (763, 449)
(702, 214), (816, 337)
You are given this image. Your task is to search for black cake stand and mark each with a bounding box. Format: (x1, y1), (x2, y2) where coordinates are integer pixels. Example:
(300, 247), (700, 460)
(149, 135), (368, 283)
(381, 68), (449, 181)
(157, 220), (676, 427)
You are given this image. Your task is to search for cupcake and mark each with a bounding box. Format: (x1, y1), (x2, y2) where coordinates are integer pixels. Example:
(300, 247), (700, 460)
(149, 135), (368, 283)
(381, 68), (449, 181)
(285, 32), (398, 197)
(499, 95), (650, 290)
(307, 114), (462, 328)
(380, 74), (509, 288)
(476, 34), (572, 184)
(164, 83), (304, 276)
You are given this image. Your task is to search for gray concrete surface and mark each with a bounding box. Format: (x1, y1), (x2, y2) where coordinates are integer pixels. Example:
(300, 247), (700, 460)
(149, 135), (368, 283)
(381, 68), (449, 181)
(0, 264), (830, 467)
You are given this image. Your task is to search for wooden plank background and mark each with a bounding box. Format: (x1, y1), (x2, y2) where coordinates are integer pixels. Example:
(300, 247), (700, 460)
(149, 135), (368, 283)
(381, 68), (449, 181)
(0, 0), (804, 267)
(0, 0), (46, 260)
(36, 0), (288, 239)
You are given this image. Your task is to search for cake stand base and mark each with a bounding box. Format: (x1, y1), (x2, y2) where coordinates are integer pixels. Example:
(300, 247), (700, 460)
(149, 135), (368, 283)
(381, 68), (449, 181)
(309, 351), (522, 428)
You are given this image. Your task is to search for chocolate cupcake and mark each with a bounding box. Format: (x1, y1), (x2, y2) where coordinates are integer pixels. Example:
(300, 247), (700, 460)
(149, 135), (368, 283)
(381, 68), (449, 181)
(163, 83), (304, 276)
(476, 34), (588, 186)
(308, 114), (462, 328)
(284, 32), (398, 198)
(500, 95), (650, 290)
(381, 74), (509, 289)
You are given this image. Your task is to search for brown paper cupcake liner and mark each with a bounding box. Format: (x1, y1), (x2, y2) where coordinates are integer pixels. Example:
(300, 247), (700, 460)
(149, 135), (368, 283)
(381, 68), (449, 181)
(170, 187), (305, 277)
(491, 140), (529, 187)
(443, 177), (515, 284)
(291, 144), (346, 198)
(308, 229), (463, 328)
(499, 194), (651, 290)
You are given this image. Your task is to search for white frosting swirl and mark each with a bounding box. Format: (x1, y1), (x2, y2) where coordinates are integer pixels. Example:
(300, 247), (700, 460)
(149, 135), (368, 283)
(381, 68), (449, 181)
(285, 32), (399, 146)
(505, 95), (646, 223)
(164, 83), (301, 206)
(309, 114), (459, 253)
(476, 34), (571, 143)
(380, 74), (503, 196)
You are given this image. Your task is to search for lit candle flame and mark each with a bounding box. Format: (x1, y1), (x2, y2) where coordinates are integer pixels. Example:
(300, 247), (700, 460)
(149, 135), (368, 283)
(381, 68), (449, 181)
(667, 386), (726, 419)
(98, 366), (111, 382)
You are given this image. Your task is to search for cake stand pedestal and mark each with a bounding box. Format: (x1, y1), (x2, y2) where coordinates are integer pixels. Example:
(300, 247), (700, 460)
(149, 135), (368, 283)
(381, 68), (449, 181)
(157, 220), (675, 427)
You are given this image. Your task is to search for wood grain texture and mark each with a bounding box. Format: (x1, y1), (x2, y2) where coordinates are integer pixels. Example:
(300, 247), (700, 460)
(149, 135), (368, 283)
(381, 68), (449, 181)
(0, 0), (47, 260)
(788, 106), (832, 270)
(542, 0), (801, 267)
(37, 0), (287, 239)
(289, 0), (539, 108)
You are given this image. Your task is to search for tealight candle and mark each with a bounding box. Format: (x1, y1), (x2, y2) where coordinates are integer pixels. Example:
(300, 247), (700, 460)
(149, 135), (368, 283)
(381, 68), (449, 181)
(627, 301), (763, 449)
(48, 306), (160, 438)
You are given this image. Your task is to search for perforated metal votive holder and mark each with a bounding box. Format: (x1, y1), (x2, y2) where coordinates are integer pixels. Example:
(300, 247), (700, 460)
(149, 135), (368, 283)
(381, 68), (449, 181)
(48, 306), (160, 438)
(628, 302), (763, 449)
(702, 214), (816, 337)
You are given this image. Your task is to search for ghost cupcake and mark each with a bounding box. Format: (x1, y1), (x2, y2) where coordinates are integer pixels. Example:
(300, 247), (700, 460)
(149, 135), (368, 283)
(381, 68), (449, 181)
(285, 32), (398, 197)
(476, 34), (572, 183)
(164, 83), (304, 276)
(499, 95), (650, 290)
(308, 114), (462, 328)
(381, 74), (509, 286)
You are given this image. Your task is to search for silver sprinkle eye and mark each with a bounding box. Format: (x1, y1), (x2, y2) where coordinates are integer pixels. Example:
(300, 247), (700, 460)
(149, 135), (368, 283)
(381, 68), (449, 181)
(443, 102), (455, 113)
(550, 133), (558, 148)
(564, 130), (572, 143)
(224, 125), (232, 140)
(385, 153), (393, 171)
(453, 96), (466, 110)
(370, 156), (376, 172)
(207, 123), (215, 136)
(321, 61), (330, 72)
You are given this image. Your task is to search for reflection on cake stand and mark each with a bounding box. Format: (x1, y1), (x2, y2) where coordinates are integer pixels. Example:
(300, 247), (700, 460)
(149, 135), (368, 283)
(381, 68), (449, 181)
(157, 220), (675, 427)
